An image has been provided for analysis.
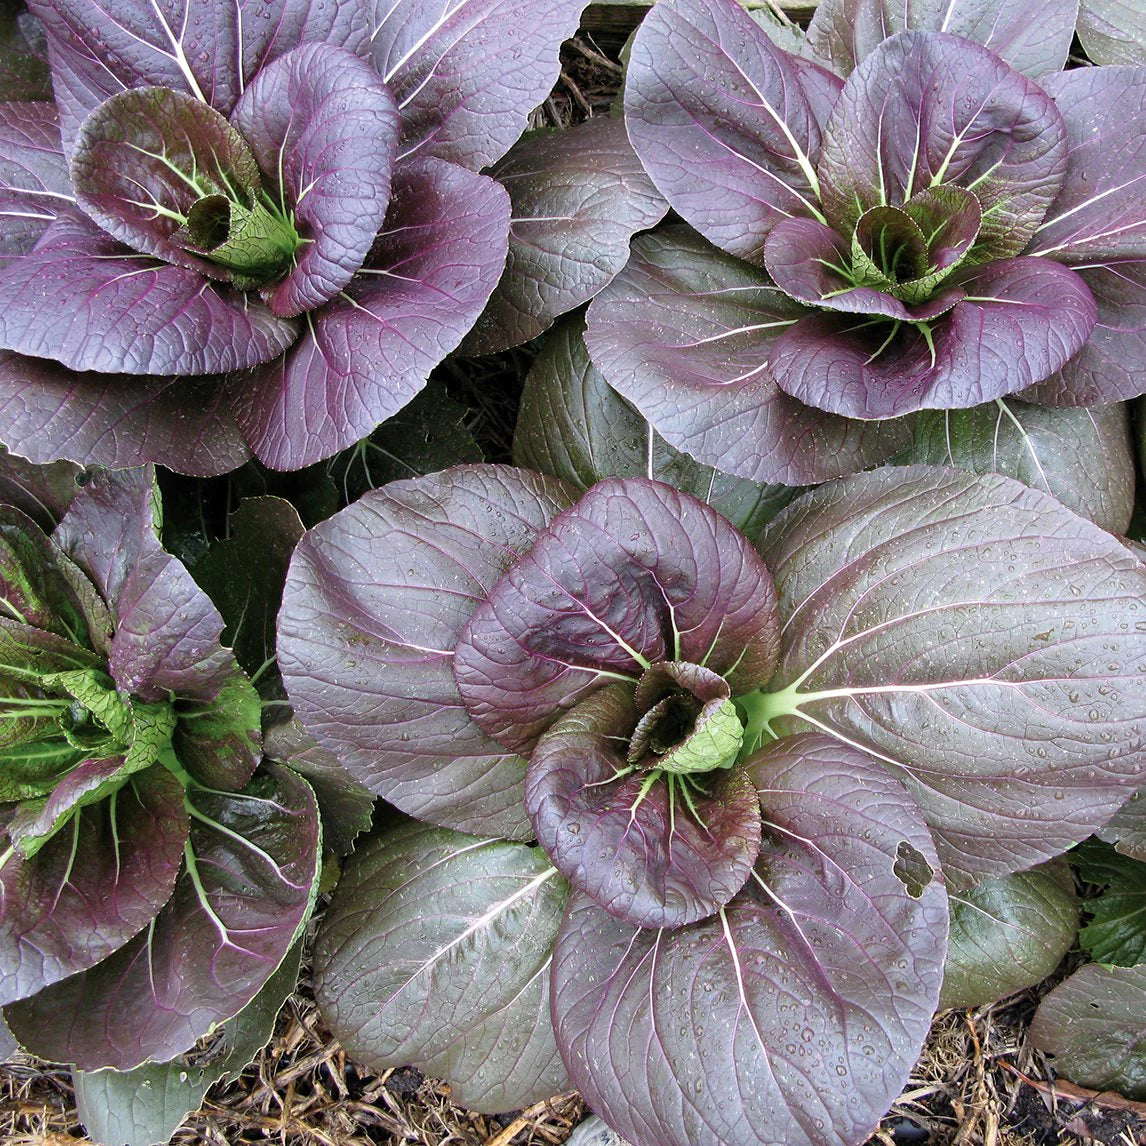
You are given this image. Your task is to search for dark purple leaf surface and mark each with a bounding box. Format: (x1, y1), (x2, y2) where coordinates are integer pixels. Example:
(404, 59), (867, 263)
(513, 316), (797, 537)
(29, 0), (369, 153)
(232, 43), (400, 317)
(552, 734), (946, 1146)
(0, 763), (187, 1007)
(314, 821), (570, 1113)
(1031, 962), (1146, 1098)
(71, 87), (261, 276)
(369, 0), (587, 170)
(940, 858), (1078, 1009)
(903, 398), (1135, 534)
(1024, 261), (1146, 407)
(771, 257), (1096, 419)
(0, 352), (251, 477)
(817, 32), (1067, 259)
(1029, 69), (1146, 264)
(1100, 791), (1146, 862)
(585, 228), (907, 485)
(1077, 0), (1146, 65)
(758, 466), (1146, 887)
(228, 157), (509, 470)
(262, 715), (374, 858)
(463, 118), (668, 355)
(454, 477), (780, 753)
(624, 0), (826, 264)
(0, 212), (298, 376)
(525, 684), (761, 928)
(0, 451), (81, 532)
(53, 466), (235, 703)
(804, 0), (1078, 79)
(0, 101), (70, 264)
(6, 763), (320, 1070)
(278, 465), (576, 841)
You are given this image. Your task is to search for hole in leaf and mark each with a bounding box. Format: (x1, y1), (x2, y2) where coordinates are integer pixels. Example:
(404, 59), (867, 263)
(893, 841), (933, 898)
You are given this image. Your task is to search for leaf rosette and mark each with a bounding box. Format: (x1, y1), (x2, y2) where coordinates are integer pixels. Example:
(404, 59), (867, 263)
(0, 462), (319, 1071)
(586, 0), (1146, 484)
(281, 460), (1146, 1146)
(0, 0), (594, 474)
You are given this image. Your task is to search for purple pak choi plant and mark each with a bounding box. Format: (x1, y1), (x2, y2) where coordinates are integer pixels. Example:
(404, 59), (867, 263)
(0, 0), (589, 474)
(0, 460), (320, 1072)
(277, 460), (1146, 1146)
(586, 0), (1146, 485)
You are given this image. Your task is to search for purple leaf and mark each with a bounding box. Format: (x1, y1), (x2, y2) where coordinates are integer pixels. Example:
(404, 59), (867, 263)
(0, 212), (298, 376)
(804, 0), (1078, 79)
(903, 398), (1135, 535)
(463, 117), (668, 355)
(758, 465), (1146, 888)
(0, 450), (82, 532)
(0, 351), (251, 477)
(6, 763), (320, 1070)
(28, 0), (370, 153)
(817, 32), (1067, 260)
(454, 477), (780, 753)
(71, 87), (262, 277)
(584, 227), (909, 485)
(513, 316), (798, 536)
(278, 465), (576, 841)
(232, 43), (400, 317)
(0, 101), (71, 264)
(525, 683), (761, 928)
(624, 0), (827, 263)
(53, 466), (235, 703)
(1031, 962), (1146, 1098)
(771, 257), (1096, 419)
(227, 157), (509, 470)
(0, 763), (187, 1007)
(262, 715), (374, 858)
(1028, 69), (1146, 264)
(0, 617), (102, 682)
(314, 821), (570, 1113)
(8, 742), (173, 858)
(1100, 790), (1146, 862)
(369, 0), (588, 170)
(1077, 0), (1146, 65)
(1024, 261), (1146, 407)
(551, 734), (946, 1146)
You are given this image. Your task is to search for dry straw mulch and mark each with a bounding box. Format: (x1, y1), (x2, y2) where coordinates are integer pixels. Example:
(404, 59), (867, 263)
(4, 964), (1146, 1146)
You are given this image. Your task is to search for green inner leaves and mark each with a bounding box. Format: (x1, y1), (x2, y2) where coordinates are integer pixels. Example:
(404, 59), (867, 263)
(0, 666), (177, 854)
(848, 186), (982, 304)
(628, 661), (743, 775)
(181, 192), (302, 287)
(71, 86), (304, 289)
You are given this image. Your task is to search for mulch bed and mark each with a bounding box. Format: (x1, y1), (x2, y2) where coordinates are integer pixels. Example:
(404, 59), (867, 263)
(3, 941), (1146, 1146)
